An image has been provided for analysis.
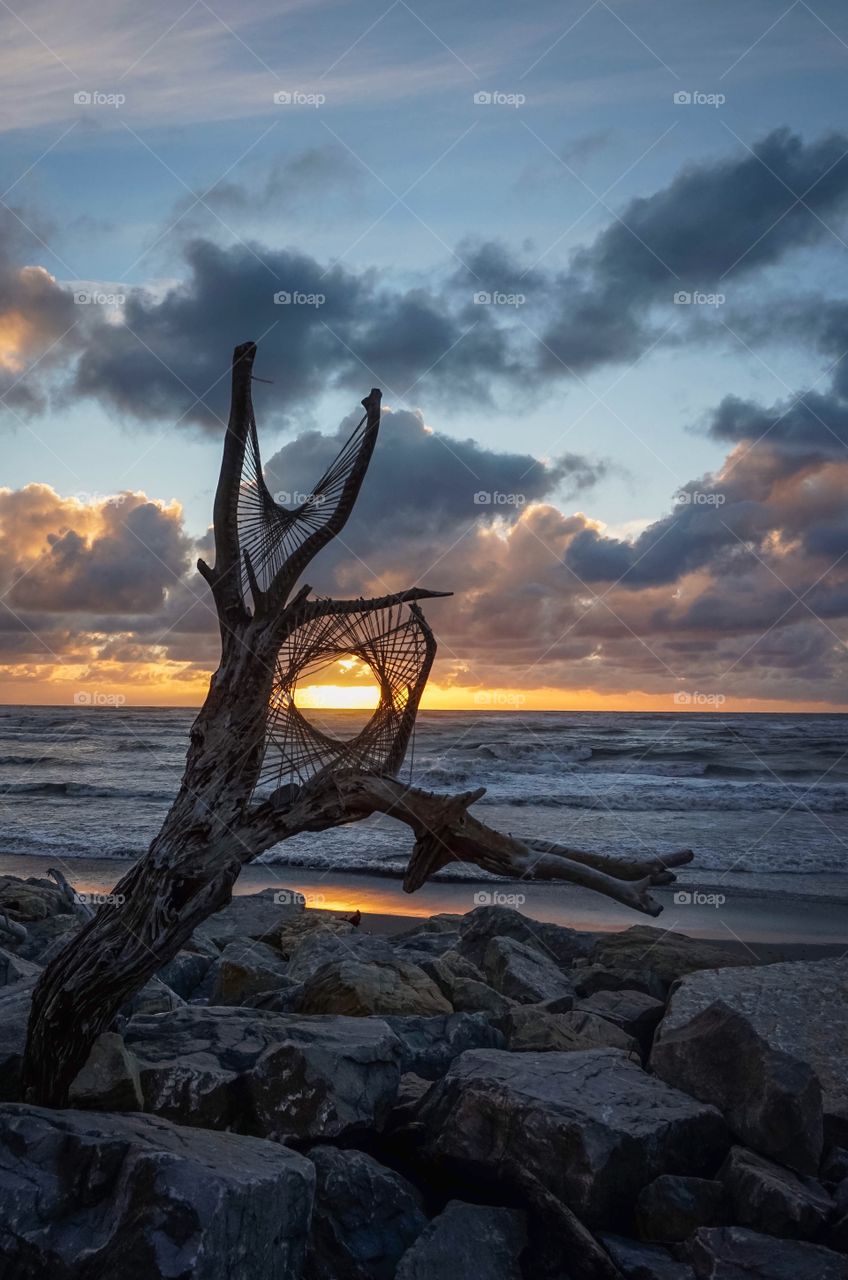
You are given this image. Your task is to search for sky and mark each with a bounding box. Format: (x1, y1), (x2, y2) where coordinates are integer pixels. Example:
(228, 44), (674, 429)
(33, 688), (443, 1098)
(0, 0), (847, 710)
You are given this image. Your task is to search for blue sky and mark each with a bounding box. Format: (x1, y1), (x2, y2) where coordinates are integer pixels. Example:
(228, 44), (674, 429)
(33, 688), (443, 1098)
(1, 0), (847, 706)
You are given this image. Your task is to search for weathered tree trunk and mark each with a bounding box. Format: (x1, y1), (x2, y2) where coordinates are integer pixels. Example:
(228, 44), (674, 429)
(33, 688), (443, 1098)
(21, 341), (692, 1107)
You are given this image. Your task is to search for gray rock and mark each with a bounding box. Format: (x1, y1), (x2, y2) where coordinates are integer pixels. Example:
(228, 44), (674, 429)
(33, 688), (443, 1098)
(381, 1013), (505, 1080)
(286, 931), (395, 983)
(68, 1031), (144, 1111)
(13, 913), (80, 964)
(296, 956), (452, 1017)
(483, 936), (576, 1004)
(449, 977), (515, 1017)
(601, 1234), (696, 1279)
(207, 940), (291, 1004)
(194, 888), (304, 949)
(418, 948), (486, 993)
(636, 1175), (729, 1242)
(591, 928), (748, 996)
(395, 1200), (527, 1280)
(652, 959), (848, 1171)
(273, 913), (356, 958)
(157, 947), (216, 1000)
(0, 946), (40, 988)
(684, 1225), (848, 1278)
(0, 875), (70, 921)
(418, 1048), (728, 1227)
(574, 963), (663, 1000)
(125, 1006), (403, 1142)
(305, 1146), (426, 1280)
(719, 1145), (834, 1239)
(500, 1006), (640, 1055)
(458, 905), (591, 969)
(0, 1102), (313, 1279)
(577, 988), (666, 1053)
(121, 976), (186, 1017)
(394, 931), (463, 962)
(0, 978), (35, 1100)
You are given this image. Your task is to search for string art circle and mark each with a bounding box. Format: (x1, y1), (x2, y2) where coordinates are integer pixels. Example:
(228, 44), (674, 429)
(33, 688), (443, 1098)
(258, 599), (434, 789)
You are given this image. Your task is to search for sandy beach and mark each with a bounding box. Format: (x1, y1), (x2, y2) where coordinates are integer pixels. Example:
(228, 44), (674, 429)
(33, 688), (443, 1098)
(2, 850), (846, 958)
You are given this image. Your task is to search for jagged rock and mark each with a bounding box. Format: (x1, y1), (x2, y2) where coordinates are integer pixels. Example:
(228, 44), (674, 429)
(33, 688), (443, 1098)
(286, 931), (395, 983)
(305, 1146), (426, 1280)
(483, 937), (576, 1004)
(241, 981), (304, 1013)
(601, 1234), (696, 1279)
(157, 946), (217, 1000)
(0, 946), (40, 988)
(824, 1148), (848, 1188)
(500, 1006), (639, 1055)
(0, 875), (69, 921)
(457, 905), (591, 969)
(448, 977), (515, 1017)
(0, 978), (35, 1100)
(418, 949), (486, 992)
(417, 1047), (728, 1227)
(206, 940), (291, 1004)
(125, 1006), (403, 1142)
(68, 1031), (144, 1111)
(576, 989), (666, 1053)
(121, 976), (186, 1017)
(684, 1225), (848, 1278)
(0, 1102), (313, 1279)
(636, 1175), (729, 1242)
(718, 1145), (834, 1239)
(395, 1200), (527, 1280)
(573, 964), (662, 1000)
(273, 913), (355, 957)
(381, 1013), (504, 1080)
(652, 958), (848, 1172)
(11, 913), (79, 964)
(394, 931), (463, 962)
(296, 956), (452, 1017)
(590, 928), (748, 997)
(389, 1073), (433, 1127)
(194, 888), (305, 949)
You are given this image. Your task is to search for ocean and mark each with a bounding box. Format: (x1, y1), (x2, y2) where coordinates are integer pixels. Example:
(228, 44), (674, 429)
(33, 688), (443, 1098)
(0, 706), (846, 891)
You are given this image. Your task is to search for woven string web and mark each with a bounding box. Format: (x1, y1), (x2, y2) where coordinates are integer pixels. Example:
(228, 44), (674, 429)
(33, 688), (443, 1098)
(257, 600), (432, 789)
(237, 397), (432, 790)
(237, 406), (371, 605)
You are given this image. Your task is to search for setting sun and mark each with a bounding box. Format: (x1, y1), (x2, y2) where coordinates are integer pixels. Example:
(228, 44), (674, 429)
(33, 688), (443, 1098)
(293, 683), (381, 710)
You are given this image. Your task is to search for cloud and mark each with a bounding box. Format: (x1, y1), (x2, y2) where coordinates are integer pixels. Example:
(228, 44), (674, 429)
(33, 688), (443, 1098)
(0, 127), (838, 431)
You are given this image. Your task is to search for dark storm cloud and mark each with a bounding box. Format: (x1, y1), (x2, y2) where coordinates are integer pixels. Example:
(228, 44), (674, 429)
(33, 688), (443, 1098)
(264, 405), (606, 567)
(56, 128), (848, 427)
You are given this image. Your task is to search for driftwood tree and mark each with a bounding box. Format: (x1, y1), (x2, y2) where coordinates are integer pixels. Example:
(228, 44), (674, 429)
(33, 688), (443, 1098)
(22, 341), (692, 1106)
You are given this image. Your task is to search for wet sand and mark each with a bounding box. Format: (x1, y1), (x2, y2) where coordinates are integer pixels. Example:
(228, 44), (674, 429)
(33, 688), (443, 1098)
(2, 851), (846, 959)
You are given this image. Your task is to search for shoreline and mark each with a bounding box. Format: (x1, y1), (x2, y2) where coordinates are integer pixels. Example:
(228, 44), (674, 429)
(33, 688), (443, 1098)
(3, 850), (847, 952)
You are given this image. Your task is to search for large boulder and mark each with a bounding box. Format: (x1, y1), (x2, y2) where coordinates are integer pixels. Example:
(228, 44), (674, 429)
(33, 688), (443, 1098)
(576, 989), (666, 1054)
(482, 937), (576, 1004)
(296, 956), (452, 1017)
(157, 945), (217, 1000)
(125, 1006), (403, 1142)
(0, 1102), (314, 1279)
(635, 1175), (728, 1242)
(286, 931), (395, 983)
(0, 978), (35, 1100)
(601, 1234), (696, 1279)
(458, 906), (590, 969)
(590, 928), (748, 996)
(417, 1048), (728, 1227)
(193, 889), (304, 949)
(273, 913), (355, 958)
(395, 1200), (527, 1280)
(499, 1006), (639, 1055)
(381, 1013), (504, 1080)
(718, 1145), (834, 1239)
(68, 1031), (144, 1111)
(207, 940), (291, 1004)
(684, 1225), (848, 1278)
(0, 875), (70, 921)
(652, 958), (848, 1172)
(0, 946), (40, 988)
(305, 1146), (426, 1280)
